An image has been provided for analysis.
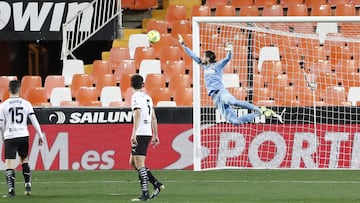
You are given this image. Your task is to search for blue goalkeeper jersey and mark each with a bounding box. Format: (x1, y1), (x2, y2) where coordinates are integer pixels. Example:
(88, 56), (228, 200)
(183, 46), (232, 96)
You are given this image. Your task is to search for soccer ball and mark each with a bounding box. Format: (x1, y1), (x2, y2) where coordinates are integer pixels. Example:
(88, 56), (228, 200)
(147, 30), (161, 43)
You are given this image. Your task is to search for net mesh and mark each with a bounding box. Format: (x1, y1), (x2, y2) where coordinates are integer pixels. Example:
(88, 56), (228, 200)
(195, 19), (360, 170)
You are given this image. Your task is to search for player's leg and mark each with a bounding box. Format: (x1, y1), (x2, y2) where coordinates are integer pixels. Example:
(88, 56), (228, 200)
(147, 168), (165, 199)
(223, 104), (259, 125)
(3, 139), (17, 197)
(131, 136), (152, 201)
(19, 137), (31, 195)
(221, 89), (262, 113)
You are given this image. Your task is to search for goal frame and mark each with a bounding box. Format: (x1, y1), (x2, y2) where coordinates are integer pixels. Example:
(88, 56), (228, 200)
(192, 16), (360, 171)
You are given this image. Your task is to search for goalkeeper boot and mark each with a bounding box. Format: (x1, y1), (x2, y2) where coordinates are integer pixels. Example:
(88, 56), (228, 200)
(260, 106), (276, 117)
(24, 183), (32, 196)
(150, 182), (165, 199)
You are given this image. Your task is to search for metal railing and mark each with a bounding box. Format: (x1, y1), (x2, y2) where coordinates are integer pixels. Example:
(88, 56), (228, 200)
(61, 0), (122, 60)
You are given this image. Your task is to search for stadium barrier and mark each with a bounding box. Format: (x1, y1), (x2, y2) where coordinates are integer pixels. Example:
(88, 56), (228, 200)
(3, 107), (359, 170)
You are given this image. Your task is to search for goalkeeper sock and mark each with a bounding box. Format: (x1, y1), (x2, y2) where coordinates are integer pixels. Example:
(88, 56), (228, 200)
(22, 163), (31, 184)
(5, 169), (15, 192)
(146, 167), (158, 186)
(137, 167), (149, 196)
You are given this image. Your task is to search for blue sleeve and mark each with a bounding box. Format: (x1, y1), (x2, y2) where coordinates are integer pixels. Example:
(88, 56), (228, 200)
(183, 46), (202, 65)
(216, 51), (232, 71)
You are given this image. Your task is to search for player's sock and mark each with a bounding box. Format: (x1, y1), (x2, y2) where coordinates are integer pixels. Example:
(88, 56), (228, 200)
(22, 163), (31, 184)
(22, 163), (32, 195)
(5, 169), (15, 195)
(137, 167), (149, 198)
(146, 167), (157, 186)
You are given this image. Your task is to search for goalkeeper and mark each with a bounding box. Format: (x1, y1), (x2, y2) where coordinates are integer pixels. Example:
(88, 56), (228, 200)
(178, 34), (281, 125)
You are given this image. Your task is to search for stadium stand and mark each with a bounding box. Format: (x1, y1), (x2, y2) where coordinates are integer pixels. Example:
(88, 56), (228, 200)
(44, 75), (65, 99)
(20, 75), (42, 99)
(50, 87), (72, 107)
(215, 5), (236, 16)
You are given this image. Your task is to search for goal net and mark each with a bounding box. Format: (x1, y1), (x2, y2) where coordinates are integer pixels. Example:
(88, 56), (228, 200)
(192, 16), (360, 171)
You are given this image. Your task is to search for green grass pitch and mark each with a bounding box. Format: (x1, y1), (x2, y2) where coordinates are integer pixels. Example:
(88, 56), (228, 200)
(1, 170), (360, 202)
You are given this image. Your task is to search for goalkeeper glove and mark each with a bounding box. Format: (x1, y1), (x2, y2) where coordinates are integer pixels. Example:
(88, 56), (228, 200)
(178, 34), (185, 45)
(224, 42), (233, 52)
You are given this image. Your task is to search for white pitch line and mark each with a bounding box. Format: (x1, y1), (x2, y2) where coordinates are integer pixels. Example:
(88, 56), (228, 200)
(7, 179), (360, 184)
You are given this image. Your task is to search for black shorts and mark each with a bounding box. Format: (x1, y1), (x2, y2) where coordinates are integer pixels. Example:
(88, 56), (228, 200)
(131, 136), (152, 156)
(4, 137), (29, 160)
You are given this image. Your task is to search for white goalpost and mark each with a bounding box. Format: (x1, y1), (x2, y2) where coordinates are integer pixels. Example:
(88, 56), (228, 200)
(192, 16), (360, 171)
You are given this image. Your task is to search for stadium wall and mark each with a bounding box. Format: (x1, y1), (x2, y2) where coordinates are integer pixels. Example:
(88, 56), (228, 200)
(3, 107), (359, 170)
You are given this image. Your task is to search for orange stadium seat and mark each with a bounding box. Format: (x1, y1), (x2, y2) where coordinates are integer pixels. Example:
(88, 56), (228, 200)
(159, 46), (182, 64)
(231, 0), (253, 8)
(26, 87), (50, 106)
(133, 47), (156, 69)
(144, 73), (166, 93)
(280, 0), (304, 7)
(44, 75), (65, 99)
(168, 74), (192, 93)
(108, 47), (131, 71)
(262, 4), (284, 16)
(146, 19), (168, 34)
(227, 87), (247, 101)
(147, 87), (172, 105)
(76, 86), (98, 106)
(304, 0), (326, 8)
(114, 60), (136, 83)
(95, 73), (116, 97)
(311, 4), (331, 16)
(20, 75), (42, 98)
(215, 5), (236, 16)
(287, 4), (308, 16)
(316, 72), (341, 90)
(91, 60), (112, 84)
(205, 0), (227, 9)
(254, 0), (277, 7)
(328, 0), (351, 6)
(131, 0), (158, 9)
(191, 5), (211, 20)
(352, 0), (360, 6)
(170, 20), (192, 38)
(165, 5), (187, 29)
(0, 77), (10, 102)
(151, 33), (177, 58)
(334, 4), (356, 16)
(60, 100), (80, 107)
(174, 87), (193, 106)
(163, 60), (186, 83)
(239, 5), (259, 16)
(342, 72), (360, 90)
(119, 74), (133, 97)
(81, 100), (103, 107)
(121, 0), (134, 8)
(253, 87), (275, 105)
(322, 86), (349, 106)
(70, 73), (92, 98)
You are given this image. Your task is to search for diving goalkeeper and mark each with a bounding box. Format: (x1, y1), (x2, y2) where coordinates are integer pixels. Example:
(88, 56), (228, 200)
(178, 34), (283, 125)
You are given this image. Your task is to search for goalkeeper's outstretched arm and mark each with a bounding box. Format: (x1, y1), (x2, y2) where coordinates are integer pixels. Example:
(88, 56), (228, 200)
(177, 34), (202, 64)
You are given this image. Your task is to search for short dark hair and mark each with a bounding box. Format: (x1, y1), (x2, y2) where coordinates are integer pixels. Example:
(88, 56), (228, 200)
(9, 80), (20, 95)
(205, 50), (216, 63)
(131, 74), (144, 89)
